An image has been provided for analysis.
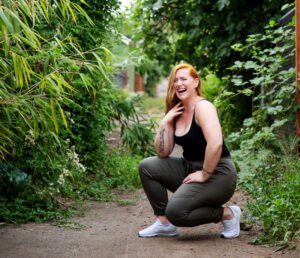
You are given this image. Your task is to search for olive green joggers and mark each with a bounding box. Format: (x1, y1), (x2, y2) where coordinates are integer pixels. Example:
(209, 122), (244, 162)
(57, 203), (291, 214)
(139, 156), (237, 227)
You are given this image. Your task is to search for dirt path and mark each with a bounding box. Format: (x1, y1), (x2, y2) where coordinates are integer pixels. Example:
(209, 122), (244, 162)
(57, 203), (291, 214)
(0, 189), (298, 258)
(0, 146), (299, 258)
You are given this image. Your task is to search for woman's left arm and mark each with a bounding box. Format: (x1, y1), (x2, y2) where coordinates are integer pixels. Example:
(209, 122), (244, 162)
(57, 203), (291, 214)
(183, 101), (222, 184)
(196, 100), (223, 174)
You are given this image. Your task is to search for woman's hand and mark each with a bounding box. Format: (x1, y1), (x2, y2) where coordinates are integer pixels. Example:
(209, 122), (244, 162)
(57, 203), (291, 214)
(162, 102), (184, 125)
(183, 171), (210, 184)
(155, 103), (183, 157)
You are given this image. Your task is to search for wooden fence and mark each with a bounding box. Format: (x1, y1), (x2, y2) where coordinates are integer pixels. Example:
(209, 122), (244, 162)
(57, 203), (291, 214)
(296, 0), (300, 152)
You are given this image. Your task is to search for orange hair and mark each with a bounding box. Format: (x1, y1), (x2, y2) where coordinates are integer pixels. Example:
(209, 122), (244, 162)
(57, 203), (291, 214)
(165, 63), (202, 113)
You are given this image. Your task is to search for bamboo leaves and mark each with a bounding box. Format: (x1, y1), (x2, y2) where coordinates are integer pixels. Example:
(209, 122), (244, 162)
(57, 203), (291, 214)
(11, 53), (32, 88)
(0, 0), (109, 159)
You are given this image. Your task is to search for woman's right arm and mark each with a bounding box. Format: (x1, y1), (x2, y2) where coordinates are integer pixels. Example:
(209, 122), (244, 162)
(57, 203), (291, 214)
(154, 121), (175, 157)
(154, 102), (183, 158)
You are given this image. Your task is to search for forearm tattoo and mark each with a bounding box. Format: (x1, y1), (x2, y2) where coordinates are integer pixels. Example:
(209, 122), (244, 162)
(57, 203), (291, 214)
(159, 128), (166, 153)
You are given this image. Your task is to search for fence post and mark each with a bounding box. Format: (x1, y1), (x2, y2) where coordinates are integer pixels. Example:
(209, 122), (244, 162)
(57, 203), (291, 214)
(296, 0), (300, 153)
(128, 63), (135, 93)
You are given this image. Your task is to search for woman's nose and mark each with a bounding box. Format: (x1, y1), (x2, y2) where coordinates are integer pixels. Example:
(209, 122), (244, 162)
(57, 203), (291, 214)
(177, 79), (183, 85)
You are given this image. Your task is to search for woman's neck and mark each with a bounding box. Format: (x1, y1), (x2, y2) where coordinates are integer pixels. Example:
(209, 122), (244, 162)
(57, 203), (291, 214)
(181, 95), (200, 112)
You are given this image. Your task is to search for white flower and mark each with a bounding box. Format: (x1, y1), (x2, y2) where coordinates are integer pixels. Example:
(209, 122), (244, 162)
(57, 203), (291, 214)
(25, 129), (35, 145)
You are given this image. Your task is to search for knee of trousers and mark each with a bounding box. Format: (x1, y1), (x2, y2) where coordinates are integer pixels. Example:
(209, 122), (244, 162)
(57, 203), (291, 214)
(165, 202), (188, 227)
(138, 156), (157, 177)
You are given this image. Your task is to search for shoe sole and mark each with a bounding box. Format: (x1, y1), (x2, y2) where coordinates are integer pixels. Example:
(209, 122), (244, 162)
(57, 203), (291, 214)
(220, 232), (239, 239)
(138, 232), (178, 238)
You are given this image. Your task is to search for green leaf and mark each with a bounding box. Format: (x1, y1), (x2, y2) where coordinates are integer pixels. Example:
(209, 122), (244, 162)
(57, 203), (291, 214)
(232, 77), (244, 86)
(244, 61), (259, 70)
(50, 98), (59, 134)
(217, 0), (231, 11)
(233, 61), (244, 68)
(268, 20), (276, 26)
(239, 89), (253, 96)
(58, 103), (69, 131)
(0, 9), (14, 33)
(250, 77), (264, 85)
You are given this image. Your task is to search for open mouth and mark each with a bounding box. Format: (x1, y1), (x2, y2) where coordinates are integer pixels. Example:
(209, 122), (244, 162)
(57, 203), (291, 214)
(177, 88), (187, 94)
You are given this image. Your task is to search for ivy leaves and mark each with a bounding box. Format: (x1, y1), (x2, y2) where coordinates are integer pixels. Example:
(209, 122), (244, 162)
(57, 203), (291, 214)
(225, 22), (298, 244)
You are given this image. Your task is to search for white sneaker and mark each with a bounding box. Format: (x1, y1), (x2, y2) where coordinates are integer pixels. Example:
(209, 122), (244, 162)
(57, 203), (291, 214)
(138, 219), (178, 237)
(221, 205), (241, 239)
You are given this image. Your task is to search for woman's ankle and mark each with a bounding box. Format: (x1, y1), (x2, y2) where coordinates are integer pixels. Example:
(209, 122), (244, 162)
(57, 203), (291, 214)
(157, 215), (171, 224)
(222, 207), (233, 221)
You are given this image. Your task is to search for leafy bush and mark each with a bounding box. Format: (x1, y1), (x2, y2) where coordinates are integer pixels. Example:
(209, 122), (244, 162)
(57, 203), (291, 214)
(0, 1), (155, 223)
(0, 163), (29, 199)
(225, 20), (295, 168)
(223, 19), (299, 244)
(0, 0), (101, 158)
(102, 149), (142, 190)
(115, 94), (156, 157)
(0, 127), (145, 222)
(201, 73), (222, 102)
(245, 152), (300, 244)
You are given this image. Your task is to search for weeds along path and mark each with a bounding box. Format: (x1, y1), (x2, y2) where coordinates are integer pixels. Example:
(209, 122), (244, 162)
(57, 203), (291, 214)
(0, 146), (298, 258)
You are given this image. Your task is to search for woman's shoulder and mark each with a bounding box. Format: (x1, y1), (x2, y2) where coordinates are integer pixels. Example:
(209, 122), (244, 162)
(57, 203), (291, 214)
(194, 98), (218, 122)
(195, 98), (215, 110)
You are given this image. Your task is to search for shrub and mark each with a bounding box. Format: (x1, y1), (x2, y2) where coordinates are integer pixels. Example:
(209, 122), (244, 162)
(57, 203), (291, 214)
(245, 153), (300, 244)
(223, 18), (299, 244)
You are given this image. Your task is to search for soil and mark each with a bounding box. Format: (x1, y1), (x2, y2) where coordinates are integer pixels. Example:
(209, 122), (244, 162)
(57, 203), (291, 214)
(0, 146), (299, 257)
(0, 189), (299, 258)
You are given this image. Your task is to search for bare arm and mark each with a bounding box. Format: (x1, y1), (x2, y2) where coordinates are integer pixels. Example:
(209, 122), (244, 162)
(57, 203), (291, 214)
(197, 101), (223, 173)
(154, 102), (184, 158)
(154, 122), (174, 157)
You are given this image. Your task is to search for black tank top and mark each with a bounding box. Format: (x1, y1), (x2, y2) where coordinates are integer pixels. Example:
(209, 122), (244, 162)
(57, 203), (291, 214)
(174, 113), (230, 161)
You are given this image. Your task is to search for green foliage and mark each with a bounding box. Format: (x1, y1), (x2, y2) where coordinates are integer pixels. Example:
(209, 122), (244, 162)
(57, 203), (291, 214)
(201, 73), (222, 102)
(0, 195), (74, 223)
(67, 81), (117, 175)
(225, 22), (295, 150)
(0, 127), (144, 222)
(136, 55), (164, 96)
(0, 0), (109, 158)
(110, 9), (164, 96)
(0, 163), (29, 199)
(132, 1), (294, 128)
(0, 147), (78, 223)
(0, 1), (154, 223)
(65, 0), (121, 50)
(243, 152), (300, 245)
(222, 20), (298, 244)
(115, 95), (156, 157)
(133, 0), (293, 77)
(102, 149), (142, 190)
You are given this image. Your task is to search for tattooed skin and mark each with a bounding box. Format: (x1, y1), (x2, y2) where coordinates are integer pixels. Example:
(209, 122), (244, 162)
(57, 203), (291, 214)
(159, 128), (166, 153)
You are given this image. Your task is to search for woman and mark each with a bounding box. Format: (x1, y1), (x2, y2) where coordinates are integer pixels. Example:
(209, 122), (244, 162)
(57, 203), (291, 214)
(138, 63), (241, 238)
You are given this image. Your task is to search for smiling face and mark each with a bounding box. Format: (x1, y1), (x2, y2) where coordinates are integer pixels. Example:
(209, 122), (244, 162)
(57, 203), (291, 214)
(165, 63), (202, 113)
(174, 68), (199, 101)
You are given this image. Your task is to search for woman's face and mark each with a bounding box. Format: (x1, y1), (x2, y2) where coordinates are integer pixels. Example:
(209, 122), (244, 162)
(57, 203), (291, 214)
(173, 68), (198, 101)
